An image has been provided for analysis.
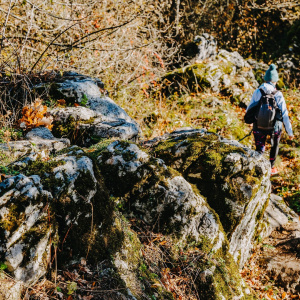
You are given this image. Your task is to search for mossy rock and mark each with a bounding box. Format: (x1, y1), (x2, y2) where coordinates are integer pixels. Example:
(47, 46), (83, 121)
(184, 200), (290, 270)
(147, 129), (271, 268)
(160, 63), (211, 96)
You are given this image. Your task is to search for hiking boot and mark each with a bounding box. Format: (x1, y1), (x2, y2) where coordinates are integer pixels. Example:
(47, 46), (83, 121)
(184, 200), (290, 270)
(271, 167), (278, 175)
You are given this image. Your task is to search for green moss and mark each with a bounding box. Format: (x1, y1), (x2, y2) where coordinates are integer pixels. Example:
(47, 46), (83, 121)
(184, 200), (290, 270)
(52, 116), (77, 141)
(24, 159), (65, 177)
(0, 204), (22, 233)
(159, 63), (211, 96)
(55, 146), (83, 156)
(221, 62), (234, 75)
(151, 134), (263, 236)
(195, 244), (256, 300)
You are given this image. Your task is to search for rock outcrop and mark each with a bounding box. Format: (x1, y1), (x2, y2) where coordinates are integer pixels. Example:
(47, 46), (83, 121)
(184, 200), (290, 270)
(0, 135), (258, 299)
(2, 124), (300, 298)
(0, 147), (115, 298)
(97, 141), (225, 250)
(0, 127), (70, 161)
(144, 128), (271, 268)
(34, 72), (140, 145)
(162, 44), (258, 107)
(95, 139), (254, 299)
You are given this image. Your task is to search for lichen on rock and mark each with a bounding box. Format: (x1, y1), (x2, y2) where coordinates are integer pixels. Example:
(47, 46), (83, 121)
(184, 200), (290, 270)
(96, 139), (255, 299)
(160, 44), (258, 107)
(146, 128), (271, 268)
(34, 72), (140, 145)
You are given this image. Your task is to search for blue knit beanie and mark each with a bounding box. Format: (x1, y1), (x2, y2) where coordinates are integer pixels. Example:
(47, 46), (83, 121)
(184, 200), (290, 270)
(264, 64), (279, 82)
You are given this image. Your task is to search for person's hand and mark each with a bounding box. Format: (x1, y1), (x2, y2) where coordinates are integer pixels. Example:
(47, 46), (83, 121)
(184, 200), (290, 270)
(289, 135), (294, 140)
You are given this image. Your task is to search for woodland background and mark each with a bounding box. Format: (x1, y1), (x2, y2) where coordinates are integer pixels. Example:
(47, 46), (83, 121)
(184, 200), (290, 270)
(0, 1), (300, 298)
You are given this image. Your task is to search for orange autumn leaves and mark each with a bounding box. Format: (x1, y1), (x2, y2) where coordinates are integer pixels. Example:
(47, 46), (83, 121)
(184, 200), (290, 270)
(18, 98), (53, 131)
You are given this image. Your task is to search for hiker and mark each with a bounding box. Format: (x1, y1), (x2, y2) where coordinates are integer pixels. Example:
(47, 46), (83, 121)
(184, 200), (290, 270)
(245, 64), (294, 175)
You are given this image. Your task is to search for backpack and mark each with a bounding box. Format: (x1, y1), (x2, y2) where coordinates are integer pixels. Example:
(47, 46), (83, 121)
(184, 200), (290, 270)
(244, 88), (282, 130)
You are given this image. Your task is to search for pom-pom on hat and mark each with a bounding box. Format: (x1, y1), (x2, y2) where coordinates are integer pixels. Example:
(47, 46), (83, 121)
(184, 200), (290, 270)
(264, 64), (279, 82)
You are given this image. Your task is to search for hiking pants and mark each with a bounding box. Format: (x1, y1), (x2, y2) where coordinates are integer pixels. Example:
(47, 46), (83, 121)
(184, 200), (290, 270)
(253, 129), (282, 168)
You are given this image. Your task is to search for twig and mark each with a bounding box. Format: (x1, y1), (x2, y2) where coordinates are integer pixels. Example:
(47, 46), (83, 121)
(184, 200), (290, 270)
(30, 21), (81, 72)
(62, 15), (141, 51)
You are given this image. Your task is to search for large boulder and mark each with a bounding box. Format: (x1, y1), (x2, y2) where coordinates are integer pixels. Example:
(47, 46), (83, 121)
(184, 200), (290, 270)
(96, 140), (254, 299)
(145, 128), (271, 268)
(0, 148), (117, 292)
(34, 72), (140, 145)
(0, 140), (256, 299)
(51, 106), (139, 146)
(96, 141), (225, 249)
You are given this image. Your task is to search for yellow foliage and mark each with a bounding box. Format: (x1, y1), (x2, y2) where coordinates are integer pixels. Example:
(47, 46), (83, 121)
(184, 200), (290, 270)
(18, 99), (53, 130)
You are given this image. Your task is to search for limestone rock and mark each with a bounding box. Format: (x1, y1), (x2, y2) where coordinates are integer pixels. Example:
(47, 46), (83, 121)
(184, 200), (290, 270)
(50, 106), (98, 122)
(260, 193), (300, 239)
(97, 140), (224, 249)
(0, 174), (52, 285)
(146, 128), (271, 268)
(25, 127), (55, 140)
(0, 145), (177, 299)
(0, 134), (261, 299)
(0, 129), (70, 161)
(194, 33), (218, 61)
(96, 140), (253, 299)
(35, 72), (140, 144)
(51, 106), (139, 146)
(0, 148), (113, 290)
(161, 48), (258, 106)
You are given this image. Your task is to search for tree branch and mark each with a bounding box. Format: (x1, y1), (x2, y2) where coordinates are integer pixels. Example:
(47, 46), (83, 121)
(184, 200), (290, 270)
(62, 14), (140, 50)
(30, 21), (80, 72)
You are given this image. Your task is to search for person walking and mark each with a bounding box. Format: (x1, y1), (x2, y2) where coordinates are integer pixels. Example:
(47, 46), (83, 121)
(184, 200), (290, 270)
(245, 64), (294, 175)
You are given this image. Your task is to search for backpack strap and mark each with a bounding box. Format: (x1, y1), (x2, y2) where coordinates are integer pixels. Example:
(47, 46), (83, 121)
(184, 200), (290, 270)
(271, 90), (279, 109)
(259, 88), (277, 96)
(259, 88), (266, 96)
(271, 90), (278, 96)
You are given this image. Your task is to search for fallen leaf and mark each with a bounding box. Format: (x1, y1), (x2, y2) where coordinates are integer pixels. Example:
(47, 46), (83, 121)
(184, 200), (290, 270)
(57, 99), (66, 105)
